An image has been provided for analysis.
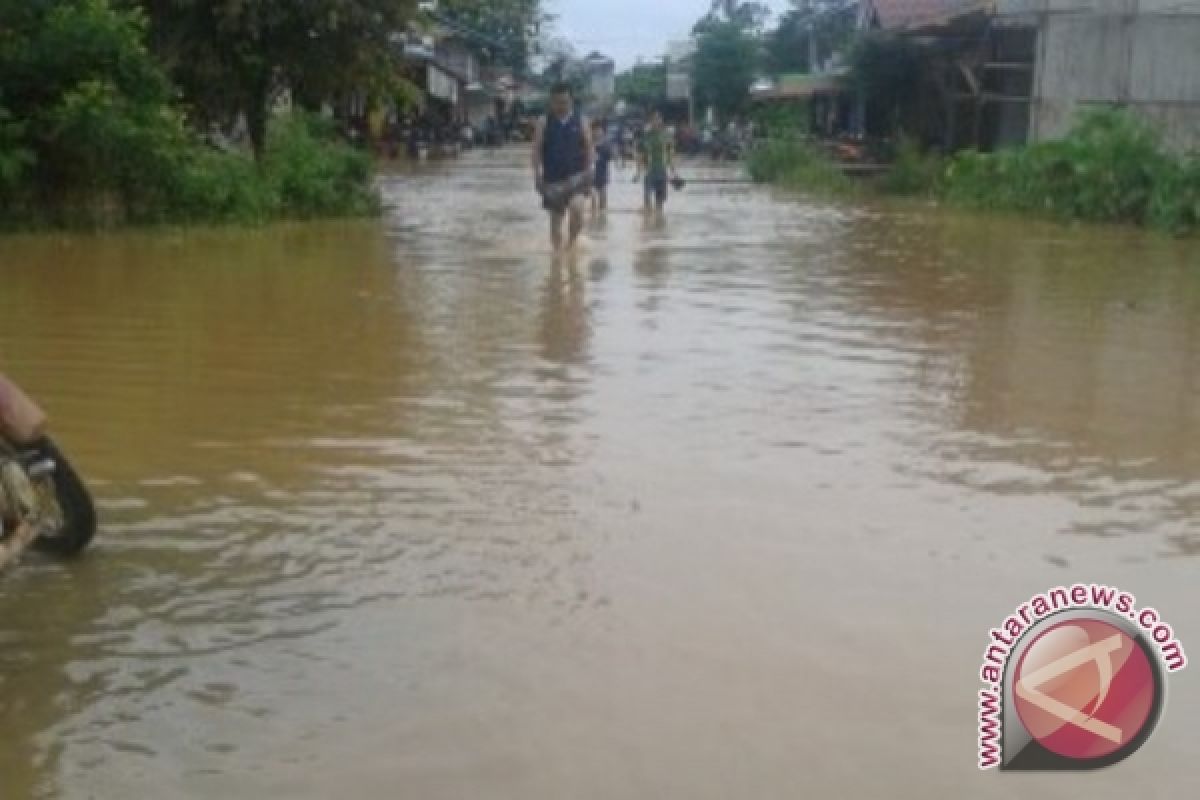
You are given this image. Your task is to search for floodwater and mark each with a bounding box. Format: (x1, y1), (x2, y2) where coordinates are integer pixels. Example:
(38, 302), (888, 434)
(1, 147), (1198, 798)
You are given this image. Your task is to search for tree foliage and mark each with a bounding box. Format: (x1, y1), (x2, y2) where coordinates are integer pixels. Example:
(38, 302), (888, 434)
(697, 0), (772, 34)
(131, 0), (419, 156)
(532, 37), (591, 104)
(0, 1), (379, 226)
(0, 0), (185, 207)
(615, 63), (666, 113)
(766, 0), (857, 74)
(692, 20), (759, 121)
(0, 102), (34, 194)
(435, 0), (542, 75)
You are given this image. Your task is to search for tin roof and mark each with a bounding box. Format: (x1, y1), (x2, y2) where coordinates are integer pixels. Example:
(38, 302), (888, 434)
(868, 0), (992, 30)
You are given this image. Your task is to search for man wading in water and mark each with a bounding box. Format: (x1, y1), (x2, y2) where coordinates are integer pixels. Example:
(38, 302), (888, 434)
(532, 83), (594, 251)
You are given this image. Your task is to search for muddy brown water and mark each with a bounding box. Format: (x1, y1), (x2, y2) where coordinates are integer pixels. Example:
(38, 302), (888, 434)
(1, 147), (1198, 798)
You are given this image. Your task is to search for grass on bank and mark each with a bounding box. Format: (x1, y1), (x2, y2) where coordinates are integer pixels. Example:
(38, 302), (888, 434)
(747, 109), (1200, 236)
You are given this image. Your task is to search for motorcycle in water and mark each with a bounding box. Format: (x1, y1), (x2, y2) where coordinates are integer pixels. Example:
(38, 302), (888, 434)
(0, 373), (96, 569)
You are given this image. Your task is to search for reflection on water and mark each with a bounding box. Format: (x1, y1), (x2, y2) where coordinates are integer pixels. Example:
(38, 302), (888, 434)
(1, 148), (1198, 798)
(539, 261), (592, 367)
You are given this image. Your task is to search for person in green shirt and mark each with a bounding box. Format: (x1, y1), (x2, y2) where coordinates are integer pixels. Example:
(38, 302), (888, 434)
(635, 111), (679, 213)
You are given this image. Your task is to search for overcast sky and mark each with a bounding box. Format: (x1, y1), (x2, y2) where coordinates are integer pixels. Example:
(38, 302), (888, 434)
(548, 0), (794, 70)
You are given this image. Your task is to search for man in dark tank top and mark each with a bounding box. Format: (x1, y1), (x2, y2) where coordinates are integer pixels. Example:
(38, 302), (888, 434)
(532, 82), (594, 251)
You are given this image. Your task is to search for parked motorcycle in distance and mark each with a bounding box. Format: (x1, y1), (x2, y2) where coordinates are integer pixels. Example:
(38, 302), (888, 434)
(709, 134), (744, 162)
(0, 374), (96, 569)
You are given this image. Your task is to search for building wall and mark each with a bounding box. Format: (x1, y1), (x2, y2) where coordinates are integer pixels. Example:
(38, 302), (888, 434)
(427, 65), (459, 105)
(436, 41), (479, 85)
(1008, 1), (1200, 152)
(666, 40), (696, 102)
(590, 68), (615, 103)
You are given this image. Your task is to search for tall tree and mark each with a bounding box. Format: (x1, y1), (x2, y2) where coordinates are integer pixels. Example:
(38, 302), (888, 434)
(615, 62), (666, 113)
(533, 37), (590, 103)
(133, 0), (418, 158)
(697, 0), (771, 34)
(691, 20), (759, 121)
(766, 0), (857, 75)
(0, 0), (182, 207)
(433, 0), (543, 75)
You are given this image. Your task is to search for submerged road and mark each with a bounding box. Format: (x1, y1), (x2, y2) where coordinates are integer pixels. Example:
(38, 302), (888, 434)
(1, 146), (1198, 797)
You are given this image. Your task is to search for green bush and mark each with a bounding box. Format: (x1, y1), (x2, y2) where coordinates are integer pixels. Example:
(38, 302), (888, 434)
(1149, 157), (1200, 235)
(146, 113), (381, 225)
(746, 106), (1196, 236)
(0, 1), (379, 228)
(746, 137), (852, 195)
(262, 113), (379, 219)
(750, 102), (810, 139)
(165, 147), (278, 224)
(10, 1), (178, 197)
(879, 135), (943, 196)
(943, 108), (1191, 233)
(0, 104), (34, 196)
(44, 78), (190, 207)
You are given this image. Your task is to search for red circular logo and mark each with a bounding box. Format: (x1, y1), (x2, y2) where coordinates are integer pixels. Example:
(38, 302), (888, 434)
(1013, 618), (1157, 761)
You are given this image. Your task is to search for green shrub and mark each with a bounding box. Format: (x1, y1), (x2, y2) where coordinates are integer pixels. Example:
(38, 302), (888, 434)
(879, 135), (943, 196)
(750, 102), (810, 139)
(943, 108), (1187, 231)
(0, 2), (379, 228)
(14, 2), (178, 191)
(164, 147), (278, 224)
(1148, 157), (1200, 236)
(262, 113), (379, 219)
(747, 137), (852, 195)
(152, 113), (380, 225)
(44, 78), (184, 196)
(0, 104), (35, 196)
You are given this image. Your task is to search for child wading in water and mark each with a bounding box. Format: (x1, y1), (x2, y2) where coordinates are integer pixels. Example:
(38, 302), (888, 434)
(591, 121), (614, 213)
(635, 111), (680, 215)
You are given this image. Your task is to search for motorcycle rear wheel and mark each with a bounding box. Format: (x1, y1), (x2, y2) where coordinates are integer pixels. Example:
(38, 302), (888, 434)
(30, 437), (96, 558)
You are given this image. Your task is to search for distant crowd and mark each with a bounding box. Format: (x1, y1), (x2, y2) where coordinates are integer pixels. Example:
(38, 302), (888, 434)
(339, 107), (761, 164)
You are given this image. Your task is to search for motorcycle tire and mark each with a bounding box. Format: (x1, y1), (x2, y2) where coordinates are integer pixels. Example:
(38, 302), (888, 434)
(31, 437), (97, 558)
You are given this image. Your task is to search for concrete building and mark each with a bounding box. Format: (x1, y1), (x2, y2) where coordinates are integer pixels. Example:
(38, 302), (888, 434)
(396, 28), (521, 133)
(583, 52), (616, 112)
(398, 31), (467, 114)
(666, 39), (698, 123)
(433, 34), (480, 116)
(666, 40), (697, 102)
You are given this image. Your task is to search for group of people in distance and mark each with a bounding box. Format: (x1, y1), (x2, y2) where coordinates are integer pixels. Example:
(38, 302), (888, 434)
(532, 82), (682, 252)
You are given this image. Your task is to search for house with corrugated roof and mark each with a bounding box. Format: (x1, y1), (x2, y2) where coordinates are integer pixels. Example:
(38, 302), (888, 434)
(997, 0), (1200, 153)
(859, 0), (1200, 152)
